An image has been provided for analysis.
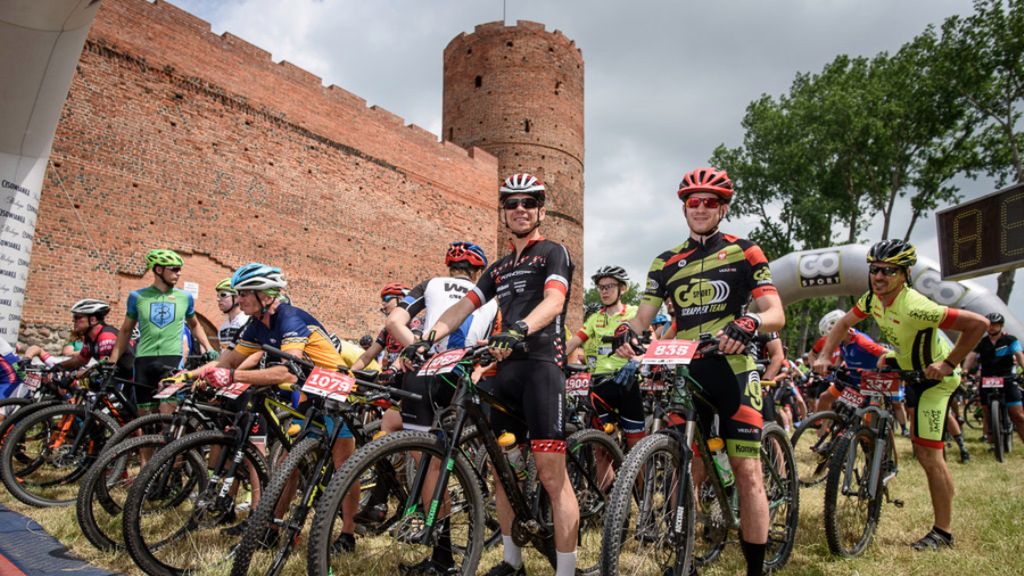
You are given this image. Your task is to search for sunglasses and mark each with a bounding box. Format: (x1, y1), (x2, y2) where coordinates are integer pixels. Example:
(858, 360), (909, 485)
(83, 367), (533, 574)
(162, 266), (183, 273)
(868, 265), (902, 277)
(597, 283), (620, 291)
(684, 197), (722, 209)
(502, 197), (541, 211)
(217, 292), (235, 299)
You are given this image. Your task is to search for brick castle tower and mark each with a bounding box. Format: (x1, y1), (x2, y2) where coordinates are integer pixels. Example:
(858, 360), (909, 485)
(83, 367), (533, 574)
(442, 21), (584, 329)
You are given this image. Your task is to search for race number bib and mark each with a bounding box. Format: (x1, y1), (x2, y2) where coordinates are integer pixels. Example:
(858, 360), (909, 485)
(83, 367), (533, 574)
(22, 372), (41, 390)
(641, 340), (698, 366)
(838, 387), (866, 408)
(639, 378), (669, 392)
(981, 376), (1005, 389)
(302, 367), (357, 402)
(565, 373), (591, 397)
(418, 348), (469, 376)
(154, 380), (188, 399)
(859, 371), (902, 396)
(217, 382), (251, 400)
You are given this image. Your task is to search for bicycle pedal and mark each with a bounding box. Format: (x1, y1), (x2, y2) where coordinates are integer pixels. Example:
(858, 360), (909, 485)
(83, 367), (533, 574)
(892, 499), (904, 508)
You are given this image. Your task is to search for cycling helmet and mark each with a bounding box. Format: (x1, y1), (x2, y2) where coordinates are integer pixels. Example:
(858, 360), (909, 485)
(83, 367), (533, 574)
(986, 312), (1005, 325)
(214, 278), (236, 294)
(866, 239), (917, 268)
(499, 173), (546, 203)
(145, 249), (184, 270)
(70, 299), (110, 317)
(231, 263), (287, 292)
(446, 241), (488, 269)
(359, 334), (374, 349)
(818, 309), (846, 337)
(592, 265), (629, 286)
(380, 282), (410, 299)
(652, 314), (670, 326)
(677, 167), (734, 202)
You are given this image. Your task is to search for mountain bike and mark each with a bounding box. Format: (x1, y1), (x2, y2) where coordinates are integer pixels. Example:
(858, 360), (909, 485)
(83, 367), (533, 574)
(600, 335), (799, 576)
(979, 374), (1019, 462)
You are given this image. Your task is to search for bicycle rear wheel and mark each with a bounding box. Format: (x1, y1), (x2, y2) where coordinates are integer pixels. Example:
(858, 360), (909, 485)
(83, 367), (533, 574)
(991, 400), (1004, 463)
(790, 411), (844, 487)
(599, 432), (693, 576)
(306, 430), (484, 576)
(761, 422), (799, 571)
(1, 404), (119, 507)
(823, 427), (880, 557)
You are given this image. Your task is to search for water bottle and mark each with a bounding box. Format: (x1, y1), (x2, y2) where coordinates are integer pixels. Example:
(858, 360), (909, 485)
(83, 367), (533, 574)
(497, 431), (527, 481)
(707, 436), (735, 488)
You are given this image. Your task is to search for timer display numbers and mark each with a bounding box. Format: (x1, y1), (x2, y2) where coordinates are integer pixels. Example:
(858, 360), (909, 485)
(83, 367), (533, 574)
(936, 183), (1024, 281)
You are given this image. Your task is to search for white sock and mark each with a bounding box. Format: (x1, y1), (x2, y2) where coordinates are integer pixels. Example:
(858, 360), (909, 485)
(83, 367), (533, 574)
(555, 550), (577, 576)
(502, 535), (523, 568)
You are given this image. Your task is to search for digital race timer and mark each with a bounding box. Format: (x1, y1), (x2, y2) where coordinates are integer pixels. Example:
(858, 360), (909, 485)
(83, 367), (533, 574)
(936, 182), (1024, 281)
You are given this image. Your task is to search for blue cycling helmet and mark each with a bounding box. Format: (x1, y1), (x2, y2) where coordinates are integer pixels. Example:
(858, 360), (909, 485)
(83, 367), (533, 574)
(652, 314), (670, 326)
(231, 263), (287, 293)
(446, 241), (488, 269)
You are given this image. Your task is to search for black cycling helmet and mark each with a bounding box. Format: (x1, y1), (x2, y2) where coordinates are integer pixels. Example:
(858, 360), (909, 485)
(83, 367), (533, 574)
(986, 312), (1005, 325)
(592, 265), (629, 286)
(866, 239), (917, 268)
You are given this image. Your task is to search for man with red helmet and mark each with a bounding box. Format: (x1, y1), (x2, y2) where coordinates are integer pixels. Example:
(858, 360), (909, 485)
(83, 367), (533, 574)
(615, 167), (785, 576)
(415, 174), (577, 576)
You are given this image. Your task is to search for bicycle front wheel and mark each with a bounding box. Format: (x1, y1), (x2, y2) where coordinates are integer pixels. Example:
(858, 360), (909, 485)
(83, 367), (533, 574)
(599, 432), (693, 576)
(306, 430), (484, 576)
(823, 427), (880, 557)
(790, 410), (844, 487)
(1, 404), (119, 507)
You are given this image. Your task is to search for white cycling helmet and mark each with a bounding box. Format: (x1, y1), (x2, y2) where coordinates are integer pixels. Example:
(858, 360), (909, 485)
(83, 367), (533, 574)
(71, 299), (110, 317)
(818, 309), (846, 337)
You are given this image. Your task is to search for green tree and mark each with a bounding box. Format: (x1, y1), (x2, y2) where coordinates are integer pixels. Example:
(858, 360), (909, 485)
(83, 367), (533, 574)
(936, 0), (1024, 302)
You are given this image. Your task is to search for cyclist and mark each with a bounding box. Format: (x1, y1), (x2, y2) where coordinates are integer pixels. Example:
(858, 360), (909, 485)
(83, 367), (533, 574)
(614, 167), (785, 576)
(32, 300), (125, 373)
(0, 338), (21, 402)
(963, 312), (1024, 446)
(353, 283), (416, 372)
(813, 239), (988, 551)
(215, 278), (250, 352)
(188, 263), (363, 551)
(417, 173), (578, 576)
(565, 266), (645, 490)
(110, 249), (215, 415)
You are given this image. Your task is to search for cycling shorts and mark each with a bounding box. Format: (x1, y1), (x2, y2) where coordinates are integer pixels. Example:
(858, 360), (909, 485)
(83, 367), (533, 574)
(589, 374), (645, 439)
(488, 359), (566, 453)
(668, 355), (763, 459)
(905, 374), (959, 449)
(399, 372), (456, 431)
(133, 356), (181, 408)
(979, 378), (1023, 407)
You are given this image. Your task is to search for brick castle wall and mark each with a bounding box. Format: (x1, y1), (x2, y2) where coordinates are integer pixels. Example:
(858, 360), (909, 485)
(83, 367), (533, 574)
(20, 0), (501, 346)
(442, 21), (585, 330)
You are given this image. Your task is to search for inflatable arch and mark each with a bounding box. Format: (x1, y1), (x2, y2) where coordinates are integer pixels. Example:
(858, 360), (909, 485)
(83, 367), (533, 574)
(767, 243), (1023, 337)
(0, 1), (101, 344)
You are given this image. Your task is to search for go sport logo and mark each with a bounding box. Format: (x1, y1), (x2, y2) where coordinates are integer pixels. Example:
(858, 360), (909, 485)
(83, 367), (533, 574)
(798, 250), (841, 287)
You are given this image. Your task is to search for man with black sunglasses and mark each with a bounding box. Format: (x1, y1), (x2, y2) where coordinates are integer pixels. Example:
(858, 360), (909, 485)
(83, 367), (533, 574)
(421, 173), (577, 576)
(215, 278), (249, 352)
(814, 239), (988, 552)
(613, 166), (785, 576)
(110, 249), (215, 415)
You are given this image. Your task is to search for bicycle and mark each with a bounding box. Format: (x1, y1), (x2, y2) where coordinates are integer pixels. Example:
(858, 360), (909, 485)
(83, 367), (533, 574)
(789, 368), (869, 488)
(822, 368), (909, 557)
(230, 344), (422, 576)
(307, 343), (623, 576)
(0, 363), (136, 507)
(599, 335), (799, 576)
(978, 374), (1019, 462)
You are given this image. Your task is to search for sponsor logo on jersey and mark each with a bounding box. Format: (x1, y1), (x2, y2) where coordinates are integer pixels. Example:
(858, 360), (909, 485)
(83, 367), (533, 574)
(149, 302), (175, 329)
(798, 250), (841, 287)
(675, 279), (730, 309)
(676, 259), (687, 268)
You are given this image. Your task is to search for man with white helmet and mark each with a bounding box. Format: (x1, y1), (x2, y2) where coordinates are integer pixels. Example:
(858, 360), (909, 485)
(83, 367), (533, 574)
(24, 299), (123, 372)
(214, 278), (250, 352)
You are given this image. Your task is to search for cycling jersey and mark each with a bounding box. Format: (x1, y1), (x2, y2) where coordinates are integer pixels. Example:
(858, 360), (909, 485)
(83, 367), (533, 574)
(79, 324), (119, 363)
(575, 304), (638, 374)
(0, 339), (20, 399)
(401, 276), (498, 353)
(235, 302), (347, 370)
(819, 329), (886, 394)
(218, 313), (250, 352)
(853, 286), (960, 448)
(973, 334), (1021, 377)
(126, 286), (195, 358)
(642, 231), (777, 341)
(375, 316), (423, 369)
(467, 238), (574, 365)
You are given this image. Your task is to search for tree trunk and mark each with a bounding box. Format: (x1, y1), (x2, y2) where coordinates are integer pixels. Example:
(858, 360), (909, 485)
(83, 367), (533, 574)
(997, 268), (1016, 304)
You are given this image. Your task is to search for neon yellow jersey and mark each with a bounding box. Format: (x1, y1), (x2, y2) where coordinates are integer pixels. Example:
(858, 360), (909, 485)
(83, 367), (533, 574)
(575, 304), (638, 374)
(852, 286), (958, 374)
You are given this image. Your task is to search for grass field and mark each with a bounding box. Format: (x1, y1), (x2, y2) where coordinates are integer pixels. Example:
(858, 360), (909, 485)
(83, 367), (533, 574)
(2, 433), (1022, 576)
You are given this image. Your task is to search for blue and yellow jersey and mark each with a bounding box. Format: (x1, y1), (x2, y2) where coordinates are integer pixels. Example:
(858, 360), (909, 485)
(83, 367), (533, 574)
(236, 303), (351, 370)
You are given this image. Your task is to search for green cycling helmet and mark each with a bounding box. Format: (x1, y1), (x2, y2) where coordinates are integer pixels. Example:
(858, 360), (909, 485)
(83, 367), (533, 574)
(146, 249), (184, 270)
(215, 278), (236, 294)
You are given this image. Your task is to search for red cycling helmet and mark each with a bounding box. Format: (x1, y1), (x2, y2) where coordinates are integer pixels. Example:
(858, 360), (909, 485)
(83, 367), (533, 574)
(677, 167), (734, 202)
(380, 282), (410, 299)
(445, 241), (488, 269)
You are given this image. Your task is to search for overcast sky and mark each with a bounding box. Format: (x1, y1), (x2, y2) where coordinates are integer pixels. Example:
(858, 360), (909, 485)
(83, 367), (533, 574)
(170, 0), (1019, 310)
